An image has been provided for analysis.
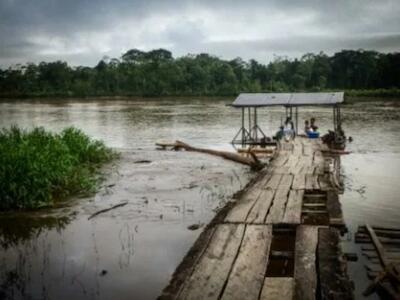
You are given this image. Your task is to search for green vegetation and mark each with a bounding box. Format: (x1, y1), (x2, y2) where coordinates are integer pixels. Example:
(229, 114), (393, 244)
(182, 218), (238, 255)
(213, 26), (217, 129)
(0, 49), (399, 98)
(0, 127), (117, 210)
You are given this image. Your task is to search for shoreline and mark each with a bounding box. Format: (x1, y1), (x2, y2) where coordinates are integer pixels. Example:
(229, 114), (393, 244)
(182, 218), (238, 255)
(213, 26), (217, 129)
(0, 93), (399, 104)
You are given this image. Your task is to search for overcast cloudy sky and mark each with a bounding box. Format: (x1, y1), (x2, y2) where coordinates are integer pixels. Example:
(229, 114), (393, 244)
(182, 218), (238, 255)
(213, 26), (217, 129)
(0, 0), (399, 67)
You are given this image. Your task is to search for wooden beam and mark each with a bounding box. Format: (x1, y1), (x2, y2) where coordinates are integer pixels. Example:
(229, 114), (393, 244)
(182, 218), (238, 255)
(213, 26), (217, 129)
(178, 224), (245, 300)
(266, 186), (291, 224)
(260, 277), (294, 300)
(221, 225), (272, 300)
(246, 189), (275, 224)
(366, 224), (389, 267)
(292, 174), (306, 190)
(318, 228), (354, 300)
(294, 226), (318, 300)
(225, 188), (262, 223)
(283, 190), (304, 224)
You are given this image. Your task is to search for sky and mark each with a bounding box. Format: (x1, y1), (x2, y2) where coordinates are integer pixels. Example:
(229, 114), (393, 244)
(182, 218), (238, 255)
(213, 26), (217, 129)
(0, 0), (399, 67)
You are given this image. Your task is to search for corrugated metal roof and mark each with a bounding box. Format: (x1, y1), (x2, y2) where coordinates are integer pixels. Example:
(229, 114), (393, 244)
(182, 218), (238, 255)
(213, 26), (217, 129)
(232, 92), (344, 107)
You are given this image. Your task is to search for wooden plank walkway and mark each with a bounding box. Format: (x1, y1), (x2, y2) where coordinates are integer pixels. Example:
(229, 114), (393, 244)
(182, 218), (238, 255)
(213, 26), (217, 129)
(160, 137), (353, 300)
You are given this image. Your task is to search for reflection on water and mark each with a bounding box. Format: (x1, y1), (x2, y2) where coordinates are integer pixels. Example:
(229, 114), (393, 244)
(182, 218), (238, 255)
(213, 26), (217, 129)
(0, 99), (399, 299)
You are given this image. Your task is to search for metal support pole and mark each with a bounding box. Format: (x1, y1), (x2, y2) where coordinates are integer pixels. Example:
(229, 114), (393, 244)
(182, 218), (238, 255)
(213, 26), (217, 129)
(333, 106), (337, 133)
(254, 107), (258, 141)
(295, 106), (298, 135)
(248, 107), (251, 140)
(241, 108), (245, 147)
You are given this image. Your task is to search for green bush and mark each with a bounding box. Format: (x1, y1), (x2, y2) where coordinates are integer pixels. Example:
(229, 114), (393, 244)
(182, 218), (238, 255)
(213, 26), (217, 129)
(0, 126), (117, 210)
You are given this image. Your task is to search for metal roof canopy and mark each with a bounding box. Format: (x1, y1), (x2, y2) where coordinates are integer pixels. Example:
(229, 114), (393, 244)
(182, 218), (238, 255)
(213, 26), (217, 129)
(232, 92), (344, 107)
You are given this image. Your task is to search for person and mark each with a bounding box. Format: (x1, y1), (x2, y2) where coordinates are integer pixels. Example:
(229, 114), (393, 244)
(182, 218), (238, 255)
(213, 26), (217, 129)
(274, 126), (285, 140)
(284, 117), (294, 131)
(284, 117), (295, 139)
(304, 120), (312, 134)
(310, 117), (318, 131)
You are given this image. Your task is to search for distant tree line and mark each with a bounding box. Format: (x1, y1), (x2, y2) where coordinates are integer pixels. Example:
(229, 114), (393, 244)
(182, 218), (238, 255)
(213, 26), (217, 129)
(0, 49), (399, 97)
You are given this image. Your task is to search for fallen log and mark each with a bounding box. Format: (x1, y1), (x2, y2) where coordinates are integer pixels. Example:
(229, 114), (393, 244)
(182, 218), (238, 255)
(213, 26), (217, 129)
(156, 140), (264, 170)
(88, 201), (128, 220)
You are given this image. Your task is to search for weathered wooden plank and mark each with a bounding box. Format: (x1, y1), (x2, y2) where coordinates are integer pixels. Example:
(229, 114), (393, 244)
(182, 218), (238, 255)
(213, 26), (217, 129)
(263, 174), (282, 190)
(305, 174), (320, 190)
(292, 173), (306, 190)
(358, 226), (400, 238)
(285, 155), (300, 173)
(366, 224), (389, 267)
(300, 163), (314, 175)
(288, 159), (302, 175)
(305, 174), (314, 190)
(225, 187), (262, 223)
(283, 190), (304, 224)
(246, 189), (275, 224)
(178, 224), (245, 300)
(257, 173), (273, 189)
(303, 142), (313, 157)
(294, 226), (318, 300)
(271, 152), (289, 168)
(221, 225), (272, 300)
(302, 203), (326, 208)
(318, 174), (332, 191)
(290, 158), (304, 175)
(312, 174), (320, 189)
(260, 277), (294, 300)
(318, 228), (354, 300)
(272, 166), (290, 174)
(279, 174), (293, 189)
(292, 139), (303, 156)
(326, 191), (343, 222)
(265, 186), (291, 224)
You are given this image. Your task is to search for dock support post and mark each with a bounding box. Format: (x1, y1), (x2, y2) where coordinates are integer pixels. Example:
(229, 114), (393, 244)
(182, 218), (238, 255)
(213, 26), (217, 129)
(248, 107), (252, 139)
(295, 106), (298, 135)
(333, 106), (337, 133)
(254, 107), (258, 141)
(241, 108), (245, 147)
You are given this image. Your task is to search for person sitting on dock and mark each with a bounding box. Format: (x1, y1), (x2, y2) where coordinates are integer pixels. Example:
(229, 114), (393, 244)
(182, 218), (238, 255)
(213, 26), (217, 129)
(274, 126), (285, 140)
(310, 117), (318, 131)
(304, 120), (312, 134)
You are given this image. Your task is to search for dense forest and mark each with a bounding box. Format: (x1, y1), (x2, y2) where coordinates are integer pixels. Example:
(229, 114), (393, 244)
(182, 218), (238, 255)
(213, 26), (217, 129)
(0, 49), (399, 98)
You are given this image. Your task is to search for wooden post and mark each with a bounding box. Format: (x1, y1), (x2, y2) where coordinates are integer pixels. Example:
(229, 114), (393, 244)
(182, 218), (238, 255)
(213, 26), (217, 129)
(295, 106), (299, 135)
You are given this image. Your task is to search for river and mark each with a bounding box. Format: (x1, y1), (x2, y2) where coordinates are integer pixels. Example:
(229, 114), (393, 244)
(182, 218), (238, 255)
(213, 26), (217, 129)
(0, 98), (399, 299)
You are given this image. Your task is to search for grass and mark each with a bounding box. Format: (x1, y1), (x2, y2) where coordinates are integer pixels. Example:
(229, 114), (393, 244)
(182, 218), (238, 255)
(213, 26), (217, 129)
(0, 126), (117, 210)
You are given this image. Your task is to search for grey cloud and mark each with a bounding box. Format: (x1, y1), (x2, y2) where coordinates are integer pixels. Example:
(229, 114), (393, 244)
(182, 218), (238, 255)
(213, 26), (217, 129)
(0, 0), (399, 66)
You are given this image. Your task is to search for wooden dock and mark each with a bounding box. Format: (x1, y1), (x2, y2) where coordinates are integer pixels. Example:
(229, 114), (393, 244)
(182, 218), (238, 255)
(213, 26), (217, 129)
(159, 137), (354, 300)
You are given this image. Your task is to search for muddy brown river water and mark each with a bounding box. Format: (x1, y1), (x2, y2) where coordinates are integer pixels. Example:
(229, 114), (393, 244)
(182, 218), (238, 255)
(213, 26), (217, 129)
(0, 98), (399, 299)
